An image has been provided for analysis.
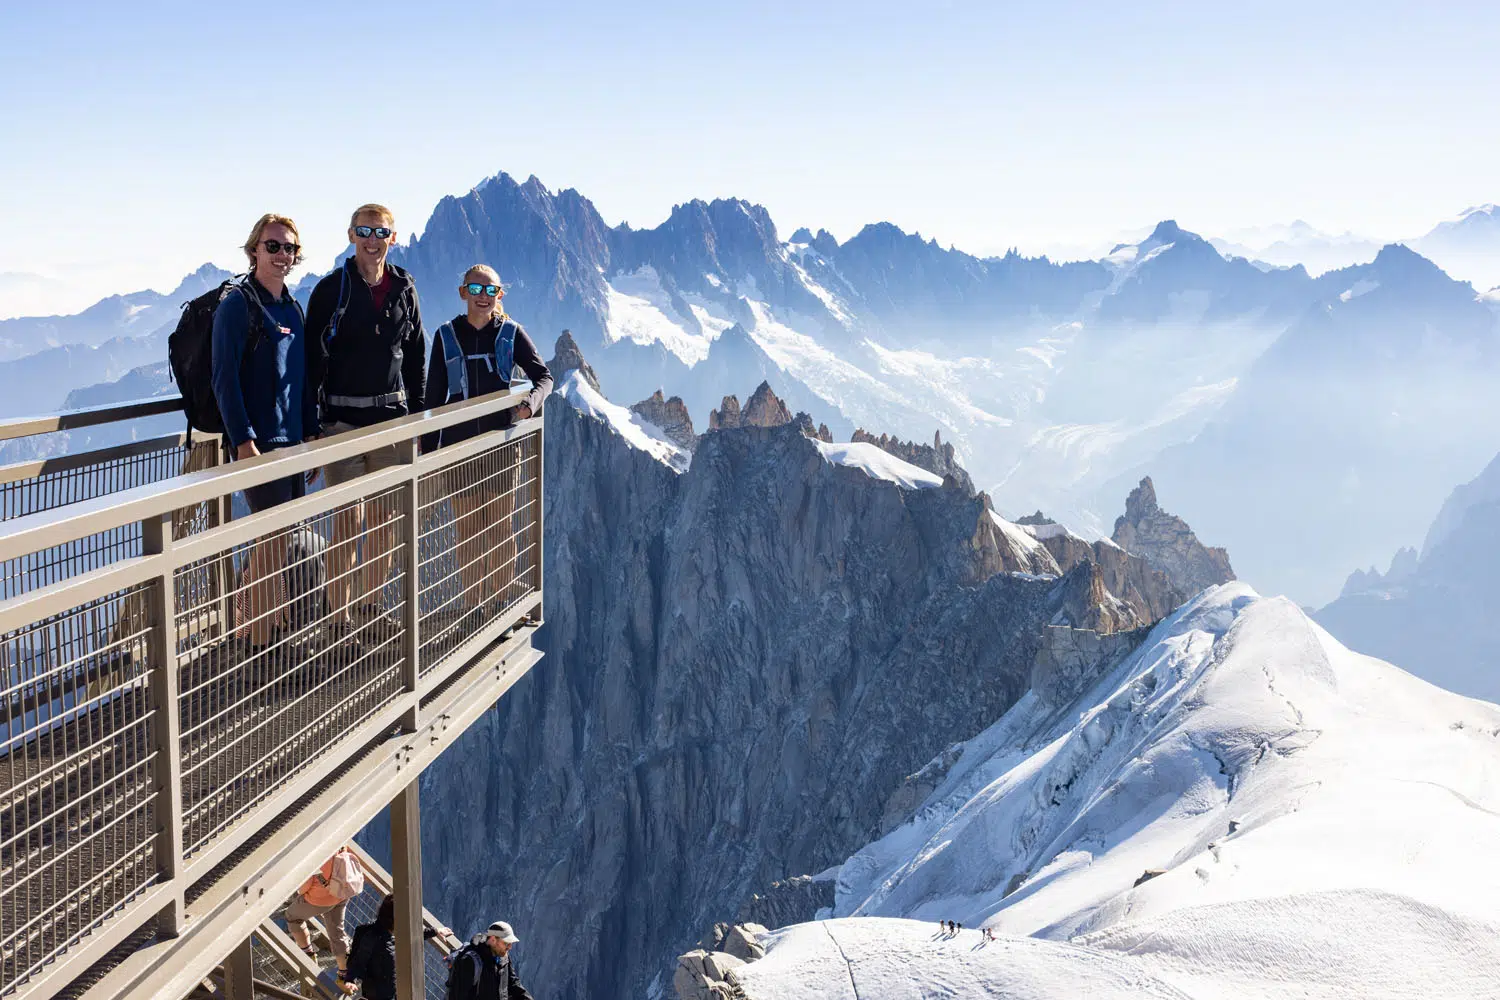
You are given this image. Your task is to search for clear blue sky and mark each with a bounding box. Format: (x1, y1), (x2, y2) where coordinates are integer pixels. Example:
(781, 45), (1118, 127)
(2, 0), (1497, 304)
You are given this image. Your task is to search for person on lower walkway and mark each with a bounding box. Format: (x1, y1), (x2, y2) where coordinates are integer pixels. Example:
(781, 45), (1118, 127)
(344, 894), (396, 999)
(446, 920), (533, 1000)
(285, 847), (364, 984)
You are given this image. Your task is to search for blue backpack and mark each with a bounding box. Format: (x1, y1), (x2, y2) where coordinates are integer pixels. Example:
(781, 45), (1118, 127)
(435, 317), (517, 403)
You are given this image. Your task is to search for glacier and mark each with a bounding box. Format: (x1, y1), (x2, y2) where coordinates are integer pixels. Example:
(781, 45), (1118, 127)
(729, 584), (1500, 998)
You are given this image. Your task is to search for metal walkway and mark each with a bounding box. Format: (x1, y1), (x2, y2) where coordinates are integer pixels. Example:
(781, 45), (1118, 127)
(0, 391), (545, 1000)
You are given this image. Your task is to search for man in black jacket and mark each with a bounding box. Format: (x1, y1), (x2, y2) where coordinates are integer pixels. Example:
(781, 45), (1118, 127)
(446, 921), (533, 1000)
(305, 203), (427, 638)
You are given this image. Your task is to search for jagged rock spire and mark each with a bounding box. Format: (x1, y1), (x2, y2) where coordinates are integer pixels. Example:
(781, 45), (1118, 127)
(548, 329), (600, 393)
(1112, 476), (1235, 597)
(708, 382), (793, 431)
(630, 390), (696, 451)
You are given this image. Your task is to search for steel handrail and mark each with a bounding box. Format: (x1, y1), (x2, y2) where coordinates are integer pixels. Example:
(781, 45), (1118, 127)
(0, 396), (186, 443)
(0, 390), (530, 564)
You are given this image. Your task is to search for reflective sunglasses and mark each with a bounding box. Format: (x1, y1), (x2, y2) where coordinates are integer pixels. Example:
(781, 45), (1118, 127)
(353, 225), (393, 239)
(464, 283), (502, 296)
(262, 239), (300, 256)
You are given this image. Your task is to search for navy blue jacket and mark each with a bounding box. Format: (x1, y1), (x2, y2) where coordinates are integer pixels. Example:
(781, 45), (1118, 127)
(211, 277), (310, 449)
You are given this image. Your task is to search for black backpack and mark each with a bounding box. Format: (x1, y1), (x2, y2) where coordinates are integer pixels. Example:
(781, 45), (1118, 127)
(168, 277), (269, 435)
(444, 941), (485, 997)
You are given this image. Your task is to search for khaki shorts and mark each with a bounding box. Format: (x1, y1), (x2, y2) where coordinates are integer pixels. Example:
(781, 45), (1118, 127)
(323, 421), (405, 486)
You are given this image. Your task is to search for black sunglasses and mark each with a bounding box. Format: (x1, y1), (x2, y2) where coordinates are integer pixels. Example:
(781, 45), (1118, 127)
(262, 239), (300, 256)
(464, 283), (502, 296)
(353, 225), (393, 239)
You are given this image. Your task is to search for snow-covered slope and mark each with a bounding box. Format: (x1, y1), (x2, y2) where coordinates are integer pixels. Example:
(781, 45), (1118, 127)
(814, 441), (942, 490)
(735, 584), (1500, 998)
(556, 369), (690, 471)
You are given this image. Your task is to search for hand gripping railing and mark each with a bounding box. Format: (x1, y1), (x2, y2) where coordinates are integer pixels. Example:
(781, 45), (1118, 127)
(0, 390), (543, 999)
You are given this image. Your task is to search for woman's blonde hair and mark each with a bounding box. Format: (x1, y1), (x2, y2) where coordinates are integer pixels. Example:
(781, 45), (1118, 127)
(461, 264), (504, 293)
(242, 213), (304, 269)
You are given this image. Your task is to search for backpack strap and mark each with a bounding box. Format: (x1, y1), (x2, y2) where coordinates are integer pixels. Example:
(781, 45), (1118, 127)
(325, 264), (351, 345)
(436, 322), (466, 402)
(493, 317), (517, 386)
(232, 277), (270, 358)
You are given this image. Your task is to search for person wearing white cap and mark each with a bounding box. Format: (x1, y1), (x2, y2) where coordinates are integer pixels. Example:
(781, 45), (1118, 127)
(443, 920), (533, 1000)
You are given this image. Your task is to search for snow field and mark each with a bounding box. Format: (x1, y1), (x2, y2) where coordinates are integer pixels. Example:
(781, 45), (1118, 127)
(740, 585), (1500, 998)
(814, 441), (942, 490)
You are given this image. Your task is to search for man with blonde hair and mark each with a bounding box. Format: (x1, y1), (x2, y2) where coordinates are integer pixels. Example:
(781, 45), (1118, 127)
(305, 205), (427, 642)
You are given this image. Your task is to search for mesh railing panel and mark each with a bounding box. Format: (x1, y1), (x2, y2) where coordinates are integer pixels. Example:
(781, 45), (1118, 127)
(0, 438), (221, 602)
(416, 435), (540, 675)
(176, 487), (407, 859)
(0, 420), (542, 996)
(339, 882), (458, 1000)
(248, 931), (306, 997)
(0, 583), (161, 994)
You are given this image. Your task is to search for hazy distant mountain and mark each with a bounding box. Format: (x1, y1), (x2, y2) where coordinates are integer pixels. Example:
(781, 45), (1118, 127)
(0, 262), (228, 417)
(1318, 451), (1500, 702)
(1102, 244), (1500, 604)
(1209, 220), (1383, 276)
(1415, 204), (1500, 291)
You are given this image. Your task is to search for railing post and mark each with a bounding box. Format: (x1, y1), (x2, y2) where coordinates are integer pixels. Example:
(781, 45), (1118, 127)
(222, 935), (255, 1000)
(142, 511), (186, 936)
(534, 421), (545, 623)
(399, 437), (420, 731)
(214, 437), (234, 639)
(391, 780), (425, 1000)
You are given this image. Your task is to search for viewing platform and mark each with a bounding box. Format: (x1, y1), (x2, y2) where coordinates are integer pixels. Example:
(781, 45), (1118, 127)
(0, 391), (545, 1000)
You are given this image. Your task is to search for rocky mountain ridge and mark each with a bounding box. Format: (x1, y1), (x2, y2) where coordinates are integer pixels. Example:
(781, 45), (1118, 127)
(850, 428), (974, 494)
(390, 337), (1236, 1000)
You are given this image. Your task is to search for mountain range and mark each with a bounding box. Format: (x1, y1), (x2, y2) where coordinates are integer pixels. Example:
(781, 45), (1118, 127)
(360, 342), (1236, 1000)
(4, 172), (1499, 608)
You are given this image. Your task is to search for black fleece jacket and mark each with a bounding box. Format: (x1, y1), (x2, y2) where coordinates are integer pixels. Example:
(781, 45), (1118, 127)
(305, 258), (428, 431)
(423, 314), (552, 448)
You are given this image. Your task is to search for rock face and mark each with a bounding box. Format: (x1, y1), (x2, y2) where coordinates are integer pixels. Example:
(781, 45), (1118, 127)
(673, 950), (743, 1000)
(851, 428), (976, 495)
(701, 922), (768, 961)
(1111, 477), (1235, 597)
(547, 329), (601, 393)
(1019, 522), (1186, 626)
(1031, 624), (1148, 711)
(402, 393), (1166, 1000)
(631, 389), (696, 451)
(736, 875), (836, 930)
(707, 394), (741, 430)
(708, 382), (794, 431)
(742, 382), (792, 427)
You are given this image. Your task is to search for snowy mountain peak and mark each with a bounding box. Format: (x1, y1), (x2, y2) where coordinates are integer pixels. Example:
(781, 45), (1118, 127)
(787, 584), (1500, 998)
(1146, 219), (1197, 245)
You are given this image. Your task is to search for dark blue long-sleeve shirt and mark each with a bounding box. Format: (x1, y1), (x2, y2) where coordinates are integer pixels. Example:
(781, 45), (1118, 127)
(211, 278), (310, 449)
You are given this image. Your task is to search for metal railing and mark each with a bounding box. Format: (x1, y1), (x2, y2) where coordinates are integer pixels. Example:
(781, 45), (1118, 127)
(0, 392), (544, 998)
